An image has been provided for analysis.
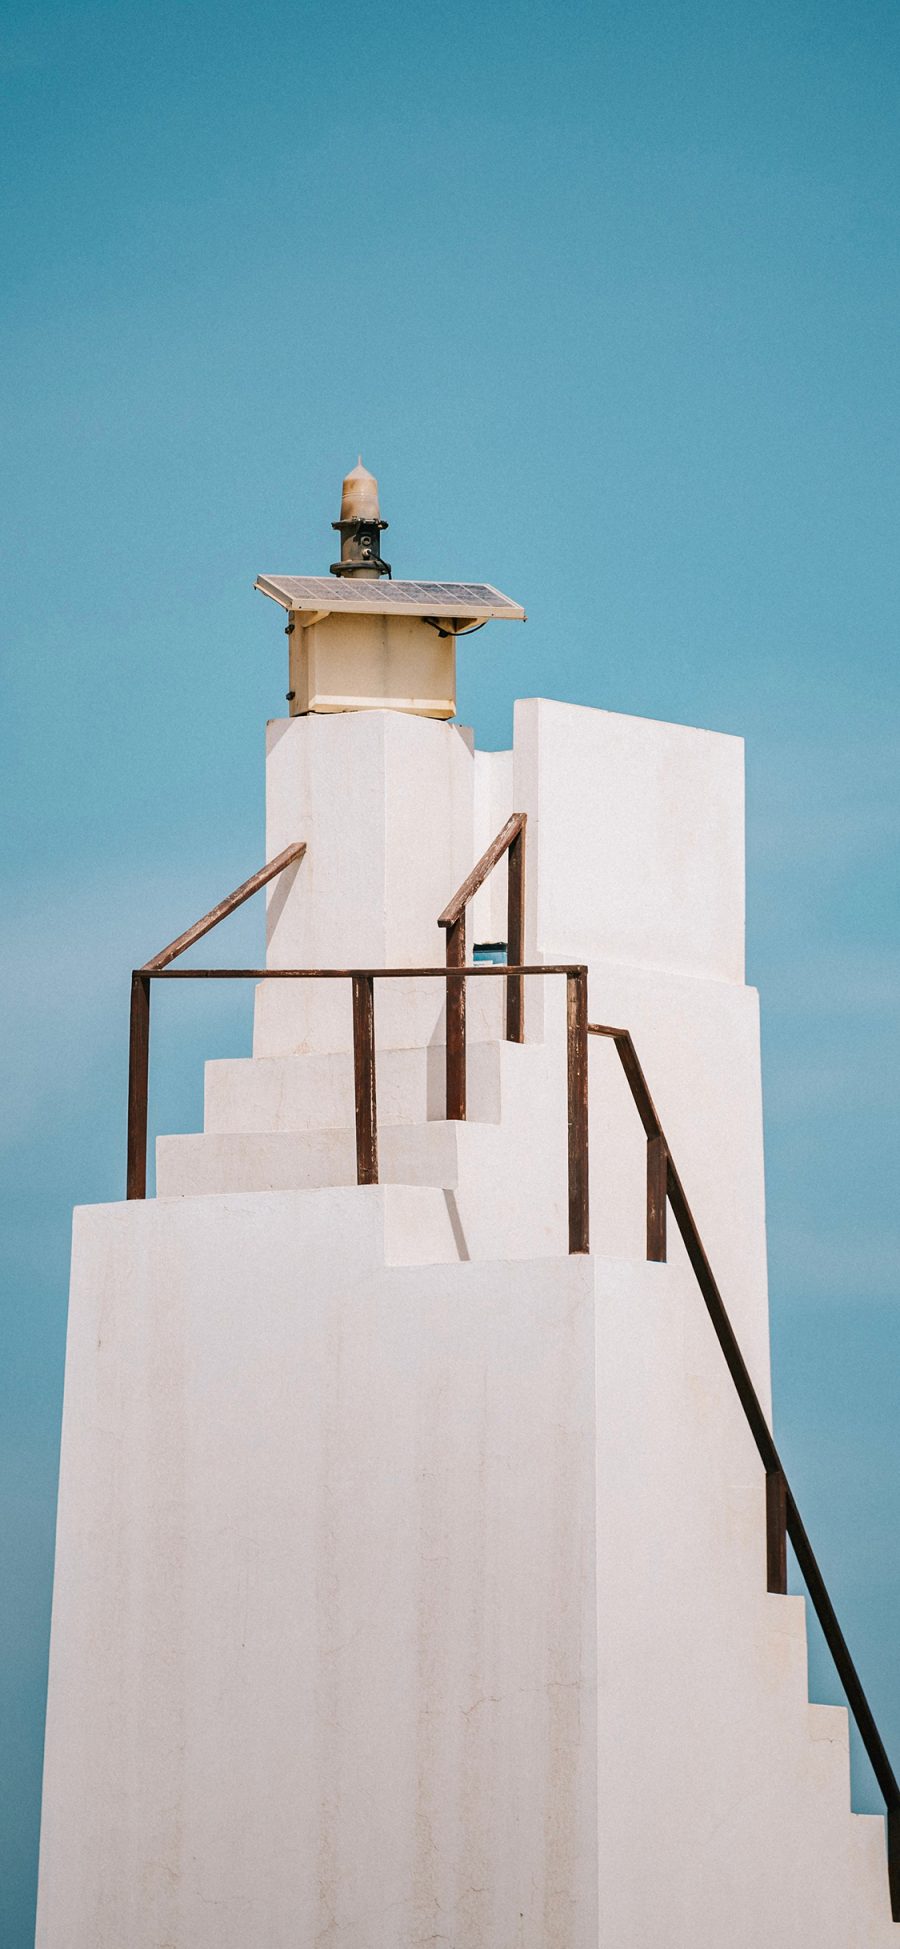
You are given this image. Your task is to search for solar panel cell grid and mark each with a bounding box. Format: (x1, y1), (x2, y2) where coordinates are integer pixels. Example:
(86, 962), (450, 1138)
(254, 575), (525, 620)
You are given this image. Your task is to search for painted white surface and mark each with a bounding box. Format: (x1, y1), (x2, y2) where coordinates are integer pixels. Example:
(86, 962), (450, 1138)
(511, 697), (770, 1402)
(513, 695), (745, 983)
(255, 709), (506, 1058)
(204, 1039), (504, 1133)
(471, 746), (513, 945)
(37, 1206), (897, 1946)
(583, 958), (770, 1405)
(156, 1119), (465, 1196)
(595, 1253), (897, 1946)
(37, 1195), (597, 1949)
(164, 1040), (569, 1261)
(36, 692), (898, 1943)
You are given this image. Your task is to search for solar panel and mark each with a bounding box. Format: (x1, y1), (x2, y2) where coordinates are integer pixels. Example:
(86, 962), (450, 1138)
(255, 575), (525, 621)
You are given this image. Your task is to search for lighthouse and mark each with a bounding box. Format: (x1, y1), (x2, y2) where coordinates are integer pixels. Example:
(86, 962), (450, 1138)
(255, 457), (524, 719)
(35, 468), (900, 1946)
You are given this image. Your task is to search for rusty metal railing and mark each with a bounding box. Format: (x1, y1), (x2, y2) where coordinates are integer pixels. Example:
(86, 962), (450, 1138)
(127, 844), (307, 1199)
(127, 848), (589, 1252)
(589, 1020), (900, 1919)
(437, 813), (526, 1120)
(129, 964), (589, 1252)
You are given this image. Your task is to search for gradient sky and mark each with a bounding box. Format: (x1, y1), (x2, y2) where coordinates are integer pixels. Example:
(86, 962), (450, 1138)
(2, 0), (900, 1941)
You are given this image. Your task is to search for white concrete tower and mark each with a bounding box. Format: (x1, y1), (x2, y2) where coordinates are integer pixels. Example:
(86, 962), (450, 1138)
(36, 468), (900, 1946)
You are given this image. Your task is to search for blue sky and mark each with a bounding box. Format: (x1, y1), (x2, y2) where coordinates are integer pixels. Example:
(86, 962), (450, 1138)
(2, 0), (899, 1939)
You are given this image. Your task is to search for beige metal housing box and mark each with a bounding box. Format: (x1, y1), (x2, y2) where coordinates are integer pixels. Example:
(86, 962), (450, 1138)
(288, 611), (456, 718)
(256, 574), (525, 721)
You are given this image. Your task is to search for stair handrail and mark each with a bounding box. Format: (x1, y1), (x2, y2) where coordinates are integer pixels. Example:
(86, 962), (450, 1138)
(127, 956), (590, 1253)
(142, 842), (307, 972)
(126, 827), (590, 1253)
(127, 842), (306, 1196)
(589, 1019), (900, 1920)
(437, 812), (526, 1120)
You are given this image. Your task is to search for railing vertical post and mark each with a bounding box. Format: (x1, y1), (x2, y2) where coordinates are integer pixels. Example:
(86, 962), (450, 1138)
(566, 968), (589, 1254)
(126, 972), (151, 1200)
(647, 1133), (667, 1261)
(506, 820), (525, 1043)
(887, 1806), (900, 1923)
(766, 1468), (788, 1595)
(445, 914), (467, 1120)
(351, 974), (378, 1185)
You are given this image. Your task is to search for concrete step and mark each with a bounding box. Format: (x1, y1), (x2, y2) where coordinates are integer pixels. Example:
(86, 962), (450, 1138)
(204, 1038), (505, 1136)
(159, 1040), (570, 1259)
(157, 1122), (463, 1199)
(806, 1703), (852, 1804)
(250, 961), (530, 1063)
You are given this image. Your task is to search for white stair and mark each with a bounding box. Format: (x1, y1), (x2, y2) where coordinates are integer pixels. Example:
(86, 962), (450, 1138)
(159, 1033), (571, 1260)
(204, 1038), (505, 1134)
(157, 1122), (464, 1196)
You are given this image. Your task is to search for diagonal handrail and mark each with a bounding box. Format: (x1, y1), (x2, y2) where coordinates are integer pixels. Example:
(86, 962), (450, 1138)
(437, 813), (526, 1119)
(142, 841), (307, 972)
(589, 1020), (900, 1920)
(437, 813), (526, 928)
(127, 843), (306, 1198)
